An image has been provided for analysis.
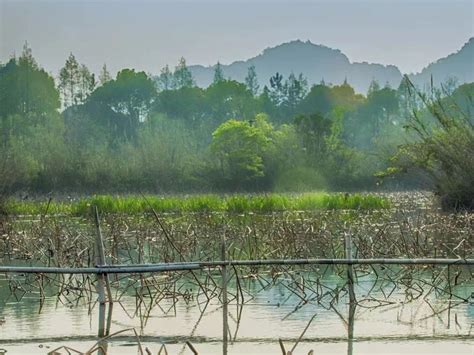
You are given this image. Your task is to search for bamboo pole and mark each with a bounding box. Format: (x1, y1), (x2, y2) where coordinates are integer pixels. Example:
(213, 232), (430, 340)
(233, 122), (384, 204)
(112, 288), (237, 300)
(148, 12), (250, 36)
(1, 258), (472, 275)
(345, 230), (356, 355)
(221, 235), (228, 355)
(348, 301), (356, 355)
(345, 232), (356, 304)
(93, 206), (112, 355)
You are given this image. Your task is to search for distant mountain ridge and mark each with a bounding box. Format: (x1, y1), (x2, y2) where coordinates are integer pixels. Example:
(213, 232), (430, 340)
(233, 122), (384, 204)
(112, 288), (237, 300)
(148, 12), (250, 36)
(409, 37), (474, 88)
(187, 38), (473, 94)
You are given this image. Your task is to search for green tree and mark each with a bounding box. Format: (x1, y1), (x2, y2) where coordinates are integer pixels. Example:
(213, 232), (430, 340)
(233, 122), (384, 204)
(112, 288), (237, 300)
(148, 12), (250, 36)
(294, 112), (332, 161)
(156, 64), (174, 91)
(331, 81), (364, 109)
(367, 79), (380, 96)
(382, 78), (474, 210)
(0, 43), (61, 195)
(99, 63), (112, 86)
(213, 61), (225, 84)
(205, 80), (256, 123)
(211, 115), (271, 188)
(297, 83), (334, 116)
(0, 43), (60, 142)
(155, 86), (206, 123)
(269, 72), (285, 106)
(284, 73), (308, 114)
(257, 85), (275, 117)
(365, 84), (399, 134)
(87, 69), (156, 142)
(245, 65), (259, 96)
(78, 64), (96, 103)
(58, 53), (81, 107)
(173, 57), (194, 89)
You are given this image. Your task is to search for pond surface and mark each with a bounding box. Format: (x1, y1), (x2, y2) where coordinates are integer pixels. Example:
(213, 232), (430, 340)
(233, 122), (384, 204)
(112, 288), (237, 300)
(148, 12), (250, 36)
(0, 271), (472, 354)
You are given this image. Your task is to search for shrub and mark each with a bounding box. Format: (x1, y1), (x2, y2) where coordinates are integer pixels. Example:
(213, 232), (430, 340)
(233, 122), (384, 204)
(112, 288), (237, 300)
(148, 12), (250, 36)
(384, 78), (474, 210)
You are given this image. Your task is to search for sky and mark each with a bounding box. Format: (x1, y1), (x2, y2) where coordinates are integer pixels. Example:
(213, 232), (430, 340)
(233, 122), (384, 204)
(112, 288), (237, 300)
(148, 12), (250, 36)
(1, 0), (473, 77)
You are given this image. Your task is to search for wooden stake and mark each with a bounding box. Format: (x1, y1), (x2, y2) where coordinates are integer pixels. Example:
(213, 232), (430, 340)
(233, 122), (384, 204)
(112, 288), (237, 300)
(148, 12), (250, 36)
(344, 231), (356, 304)
(93, 206), (112, 354)
(221, 234), (228, 355)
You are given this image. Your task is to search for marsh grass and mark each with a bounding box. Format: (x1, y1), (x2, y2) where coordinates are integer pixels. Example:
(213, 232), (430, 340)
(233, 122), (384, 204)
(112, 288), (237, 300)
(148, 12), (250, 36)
(5, 192), (389, 216)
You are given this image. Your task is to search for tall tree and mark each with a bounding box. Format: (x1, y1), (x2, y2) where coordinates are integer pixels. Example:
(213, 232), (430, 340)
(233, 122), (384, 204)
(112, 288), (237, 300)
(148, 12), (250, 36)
(58, 53), (81, 107)
(213, 61), (225, 84)
(269, 72), (285, 106)
(285, 73), (308, 112)
(99, 63), (112, 85)
(77, 64), (95, 103)
(205, 80), (256, 122)
(156, 64), (174, 91)
(245, 65), (259, 96)
(0, 42), (60, 142)
(87, 69), (156, 142)
(297, 83), (334, 116)
(367, 79), (381, 96)
(173, 57), (194, 89)
(258, 85), (275, 116)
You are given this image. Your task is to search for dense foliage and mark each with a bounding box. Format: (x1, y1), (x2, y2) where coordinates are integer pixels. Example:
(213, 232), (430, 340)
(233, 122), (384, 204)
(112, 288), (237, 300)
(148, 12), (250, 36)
(382, 78), (474, 210)
(1, 44), (472, 204)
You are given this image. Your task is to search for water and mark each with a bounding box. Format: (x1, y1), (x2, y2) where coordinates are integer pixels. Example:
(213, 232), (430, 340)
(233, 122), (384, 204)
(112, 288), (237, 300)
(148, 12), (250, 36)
(0, 272), (472, 354)
(1, 195), (473, 354)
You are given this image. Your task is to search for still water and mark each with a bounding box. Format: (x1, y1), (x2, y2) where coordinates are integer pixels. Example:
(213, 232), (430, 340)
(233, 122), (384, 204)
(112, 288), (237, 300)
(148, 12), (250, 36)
(0, 271), (472, 354)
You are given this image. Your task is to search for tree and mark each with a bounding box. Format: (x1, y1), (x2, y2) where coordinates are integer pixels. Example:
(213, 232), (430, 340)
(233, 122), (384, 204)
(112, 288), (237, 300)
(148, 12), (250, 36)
(269, 72), (285, 106)
(99, 63), (112, 85)
(211, 115), (271, 188)
(87, 69), (156, 142)
(0, 42), (60, 141)
(367, 79), (380, 96)
(173, 57), (194, 89)
(331, 81), (363, 109)
(155, 86), (206, 122)
(156, 64), (174, 91)
(245, 65), (259, 96)
(257, 85), (275, 117)
(297, 83), (334, 116)
(0, 43), (62, 195)
(213, 61), (224, 84)
(78, 64), (95, 103)
(365, 85), (399, 134)
(205, 80), (256, 122)
(441, 76), (459, 96)
(58, 53), (95, 107)
(382, 78), (474, 210)
(294, 112), (332, 161)
(58, 53), (81, 107)
(266, 72), (309, 120)
(284, 73), (308, 113)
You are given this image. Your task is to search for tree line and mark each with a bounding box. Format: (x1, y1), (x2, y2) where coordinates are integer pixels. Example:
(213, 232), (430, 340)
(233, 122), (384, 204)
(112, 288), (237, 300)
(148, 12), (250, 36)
(1, 43), (472, 197)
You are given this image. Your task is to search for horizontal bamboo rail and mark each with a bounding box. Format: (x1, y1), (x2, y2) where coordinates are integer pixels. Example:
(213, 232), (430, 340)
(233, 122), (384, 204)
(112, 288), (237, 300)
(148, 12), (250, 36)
(1, 258), (472, 274)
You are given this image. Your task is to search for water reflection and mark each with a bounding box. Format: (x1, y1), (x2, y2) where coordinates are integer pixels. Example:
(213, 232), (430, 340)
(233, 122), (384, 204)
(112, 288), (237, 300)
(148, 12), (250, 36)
(348, 302), (356, 355)
(0, 267), (472, 354)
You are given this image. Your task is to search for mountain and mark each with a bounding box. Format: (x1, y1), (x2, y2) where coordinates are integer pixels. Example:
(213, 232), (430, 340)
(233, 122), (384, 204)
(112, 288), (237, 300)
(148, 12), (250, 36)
(187, 39), (473, 94)
(188, 40), (403, 94)
(409, 37), (474, 88)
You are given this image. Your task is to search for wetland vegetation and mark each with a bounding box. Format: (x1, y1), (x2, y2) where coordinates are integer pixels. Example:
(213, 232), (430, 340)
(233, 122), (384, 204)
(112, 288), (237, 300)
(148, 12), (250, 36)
(0, 1), (473, 354)
(0, 192), (472, 354)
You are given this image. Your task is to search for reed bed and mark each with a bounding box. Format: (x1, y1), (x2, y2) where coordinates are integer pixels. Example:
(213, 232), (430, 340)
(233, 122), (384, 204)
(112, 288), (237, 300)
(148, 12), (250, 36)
(4, 192), (389, 216)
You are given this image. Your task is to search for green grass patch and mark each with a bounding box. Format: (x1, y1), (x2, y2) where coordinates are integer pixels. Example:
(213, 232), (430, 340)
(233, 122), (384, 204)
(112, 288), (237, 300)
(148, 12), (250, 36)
(5, 192), (390, 216)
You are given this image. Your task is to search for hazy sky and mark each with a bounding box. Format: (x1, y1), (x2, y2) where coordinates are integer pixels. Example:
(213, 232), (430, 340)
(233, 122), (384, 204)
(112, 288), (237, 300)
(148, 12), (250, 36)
(1, 0), (473, 77)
